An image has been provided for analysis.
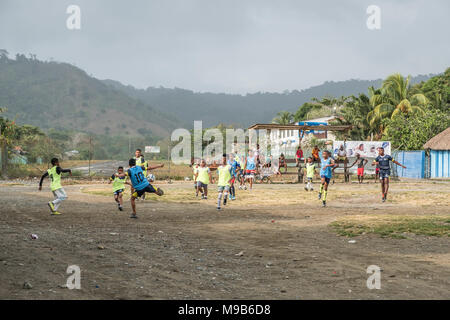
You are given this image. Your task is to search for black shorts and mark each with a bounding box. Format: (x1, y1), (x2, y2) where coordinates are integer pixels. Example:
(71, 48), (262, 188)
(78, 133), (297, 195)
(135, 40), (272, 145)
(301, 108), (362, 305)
(320, 175), (331, 184)
(113, 189), (124, 196)
(133, 184), (156, 198)
(379, 169), (390, 179)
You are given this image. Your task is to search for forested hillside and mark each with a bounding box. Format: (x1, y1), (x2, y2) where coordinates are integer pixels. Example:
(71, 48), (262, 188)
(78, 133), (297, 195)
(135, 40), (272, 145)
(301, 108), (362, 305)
(0, 52), (183, 138)
(103, 74), (433, 128)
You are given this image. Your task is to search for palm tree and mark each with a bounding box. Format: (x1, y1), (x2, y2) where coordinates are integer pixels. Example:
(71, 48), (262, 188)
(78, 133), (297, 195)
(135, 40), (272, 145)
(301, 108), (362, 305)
(272, 111), (293, 125)
(332, 94), (375, 140)
(367, 74), (428, 137)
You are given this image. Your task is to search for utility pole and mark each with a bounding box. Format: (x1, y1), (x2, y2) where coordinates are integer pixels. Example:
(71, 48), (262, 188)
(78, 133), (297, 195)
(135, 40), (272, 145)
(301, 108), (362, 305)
(168, 143), (172, 184)
(88, 136), (92, 180)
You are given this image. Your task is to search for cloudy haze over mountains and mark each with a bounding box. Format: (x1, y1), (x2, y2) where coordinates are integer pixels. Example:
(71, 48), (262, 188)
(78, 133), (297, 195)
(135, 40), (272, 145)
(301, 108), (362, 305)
(1, 0), (449, 93)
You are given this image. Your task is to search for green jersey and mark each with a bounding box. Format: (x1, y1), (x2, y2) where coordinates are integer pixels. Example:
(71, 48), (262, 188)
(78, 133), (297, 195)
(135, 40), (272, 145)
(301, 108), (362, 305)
(197, 167), (210, 184)
(217, 164), (231, 187)
(47, 166), (62, 191)
(306, 163), (315, 178)
(110, 174), (127, 192)
(193, 166), (199, 180)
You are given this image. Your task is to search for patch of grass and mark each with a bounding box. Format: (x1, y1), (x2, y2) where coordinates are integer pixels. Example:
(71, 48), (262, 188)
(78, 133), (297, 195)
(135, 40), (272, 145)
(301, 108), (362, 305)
(330, 215), (450, 238)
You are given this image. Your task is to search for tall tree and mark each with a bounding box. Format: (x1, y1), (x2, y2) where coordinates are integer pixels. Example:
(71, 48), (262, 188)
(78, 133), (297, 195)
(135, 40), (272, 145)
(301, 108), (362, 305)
(367, 74), (428, 138)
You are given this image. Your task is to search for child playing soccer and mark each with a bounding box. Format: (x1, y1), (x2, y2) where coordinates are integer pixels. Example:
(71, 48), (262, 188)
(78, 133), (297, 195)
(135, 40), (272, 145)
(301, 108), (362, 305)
(195, 159), (213, 199)
(192, 161), (200, 197)
(244, 150), (257, 190)
(38, 158), (72, 215)
(126, 158), (164, 219)
(304, 157), (316, 191)
(227, 153), (239, 200)
(372, 147), (407, 202)
(109, 166), (126, 211)
(318, 151), (336, 207)
(350, 153), (368, 184)
(217, 155), (233, 210)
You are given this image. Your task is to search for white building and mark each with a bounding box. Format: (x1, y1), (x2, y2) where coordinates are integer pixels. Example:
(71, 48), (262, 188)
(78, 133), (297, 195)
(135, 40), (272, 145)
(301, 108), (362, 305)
(268, 116), (337, 157)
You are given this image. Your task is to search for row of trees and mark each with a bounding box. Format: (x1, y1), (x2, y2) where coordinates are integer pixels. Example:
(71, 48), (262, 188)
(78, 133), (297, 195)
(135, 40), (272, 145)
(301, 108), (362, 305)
(272, 69), (449, 150)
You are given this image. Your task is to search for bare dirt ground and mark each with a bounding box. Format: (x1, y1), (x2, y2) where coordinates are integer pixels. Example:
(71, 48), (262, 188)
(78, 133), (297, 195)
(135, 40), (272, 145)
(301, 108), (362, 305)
(0, 178), (449, 300)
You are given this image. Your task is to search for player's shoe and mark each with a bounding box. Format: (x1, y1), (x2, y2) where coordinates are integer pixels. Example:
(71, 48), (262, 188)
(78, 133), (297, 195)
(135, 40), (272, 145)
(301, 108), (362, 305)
(155, 188), (164, 196)
(204, 196), (208, 200)
(51, 211), (62, 215)
(217, 206), (221, 210)
(322, 201), (326, 207)
(48, 201), (55, 213)
(318, 193), (322, 200)
(232, 196), (236, 200)
(130, 214), (138, 219)
(118, 205), (123, 211)
(304, 186), (308, 191)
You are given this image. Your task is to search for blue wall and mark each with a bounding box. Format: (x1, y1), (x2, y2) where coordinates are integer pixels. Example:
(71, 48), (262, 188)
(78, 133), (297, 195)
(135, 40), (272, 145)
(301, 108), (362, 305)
(394, 151), (425, 179)
(430, 150), (450, 178)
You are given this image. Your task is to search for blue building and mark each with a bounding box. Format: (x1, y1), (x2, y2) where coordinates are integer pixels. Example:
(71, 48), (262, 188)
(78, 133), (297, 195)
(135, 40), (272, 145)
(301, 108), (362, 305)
(423, 127), (450, 178)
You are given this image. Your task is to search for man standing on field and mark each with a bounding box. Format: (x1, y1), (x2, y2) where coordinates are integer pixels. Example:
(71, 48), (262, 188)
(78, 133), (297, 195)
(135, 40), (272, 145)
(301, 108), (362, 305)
(372, 147), (406, 202)
(350, 153), (368, 184)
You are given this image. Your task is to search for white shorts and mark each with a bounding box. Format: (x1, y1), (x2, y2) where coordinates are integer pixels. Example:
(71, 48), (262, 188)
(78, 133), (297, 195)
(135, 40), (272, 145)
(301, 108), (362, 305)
(218, 185), (230, 192)
(52, 188), (67, 200)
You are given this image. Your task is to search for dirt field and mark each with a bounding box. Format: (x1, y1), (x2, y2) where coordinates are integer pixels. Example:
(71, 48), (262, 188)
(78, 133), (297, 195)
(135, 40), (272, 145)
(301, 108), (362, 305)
(0, 178), (449, 300)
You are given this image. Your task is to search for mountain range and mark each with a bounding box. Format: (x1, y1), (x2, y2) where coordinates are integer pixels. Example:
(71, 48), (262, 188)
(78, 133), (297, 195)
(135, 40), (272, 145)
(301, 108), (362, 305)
(0, 52), (435, 139)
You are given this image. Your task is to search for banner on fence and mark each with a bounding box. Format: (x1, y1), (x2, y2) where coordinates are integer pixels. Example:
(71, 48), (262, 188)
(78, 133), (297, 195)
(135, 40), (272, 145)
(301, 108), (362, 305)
(333, 141), (391, 158)
(145, 146), (160, 153)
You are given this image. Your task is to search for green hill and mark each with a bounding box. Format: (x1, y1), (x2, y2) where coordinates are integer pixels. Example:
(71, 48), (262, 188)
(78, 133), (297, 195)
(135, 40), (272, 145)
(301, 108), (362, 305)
(103, 74), (434, 128)
(0, 53), (183, 138)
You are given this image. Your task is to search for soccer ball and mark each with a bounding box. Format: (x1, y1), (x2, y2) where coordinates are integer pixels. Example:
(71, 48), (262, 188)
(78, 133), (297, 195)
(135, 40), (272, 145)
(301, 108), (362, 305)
(147, 174), (155, 182)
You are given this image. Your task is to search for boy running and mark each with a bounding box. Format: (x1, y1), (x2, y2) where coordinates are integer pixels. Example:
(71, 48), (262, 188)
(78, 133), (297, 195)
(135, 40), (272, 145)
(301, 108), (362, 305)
(238, 154), (247, 190)
(38, 158), (72, 215)
(304, 157), (316, 191)
(217, 155), (233, 210)
(195, 159), (213, 199)
(227, 154), (239, 200)
(244, 150), (257, 190)
(372, 147), (406, 202)
(350, 153), (368, 184)
(318, 151), (336, 207)
(126, 158), (164, 218)
(109, 166), (126, 211)
(192, 161), (200, 196)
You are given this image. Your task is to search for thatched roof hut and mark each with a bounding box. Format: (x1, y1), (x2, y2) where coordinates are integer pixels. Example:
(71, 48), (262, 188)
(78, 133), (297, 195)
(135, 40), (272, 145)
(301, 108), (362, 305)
(423, 127), (450, 150)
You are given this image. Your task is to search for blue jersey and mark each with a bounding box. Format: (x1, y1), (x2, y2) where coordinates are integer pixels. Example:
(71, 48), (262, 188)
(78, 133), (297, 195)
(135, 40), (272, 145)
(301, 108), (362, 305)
(127, 166), (150, 191)
(320, 158), (333, 178)
(246, 156), (256, 170)
(228, 159), (239, 177)
(375, 155), (393, 170)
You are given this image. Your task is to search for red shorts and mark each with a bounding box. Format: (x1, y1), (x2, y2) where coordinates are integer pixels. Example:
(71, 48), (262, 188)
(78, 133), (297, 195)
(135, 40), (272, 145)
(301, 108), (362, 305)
(357, 168), (364, 176)
(375, 168), (380, 174)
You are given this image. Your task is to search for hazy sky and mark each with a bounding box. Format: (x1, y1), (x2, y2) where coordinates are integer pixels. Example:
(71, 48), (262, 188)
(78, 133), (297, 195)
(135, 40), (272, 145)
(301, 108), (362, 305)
(1, 0), (449, 93)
